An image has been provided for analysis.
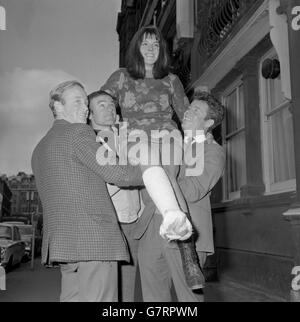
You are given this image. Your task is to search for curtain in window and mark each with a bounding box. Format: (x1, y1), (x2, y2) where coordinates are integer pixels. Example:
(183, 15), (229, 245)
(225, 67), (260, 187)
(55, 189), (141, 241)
(267, 76), (295, 184)
(270, 107), (295, 183)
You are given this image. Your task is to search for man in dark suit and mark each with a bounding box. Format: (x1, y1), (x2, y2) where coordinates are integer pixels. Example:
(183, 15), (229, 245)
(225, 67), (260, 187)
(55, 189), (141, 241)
(135, 91), (226, 301)
(31, 80), (143, 302)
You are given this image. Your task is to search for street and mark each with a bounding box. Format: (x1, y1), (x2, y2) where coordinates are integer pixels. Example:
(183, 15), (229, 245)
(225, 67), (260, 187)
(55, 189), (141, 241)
(0, 258), (60, 302)
(0, 258), (287, 302)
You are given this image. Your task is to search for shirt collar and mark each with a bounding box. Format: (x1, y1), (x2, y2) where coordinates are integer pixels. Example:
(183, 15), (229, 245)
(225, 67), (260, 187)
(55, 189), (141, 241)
(184, 130), (206, 144)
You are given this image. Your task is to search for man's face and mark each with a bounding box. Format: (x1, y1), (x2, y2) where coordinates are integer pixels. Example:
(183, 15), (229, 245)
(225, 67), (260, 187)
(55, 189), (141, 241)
(182, 99), (213, 133)
(89, 94), (116, 128)
(55, 85), (88, 123)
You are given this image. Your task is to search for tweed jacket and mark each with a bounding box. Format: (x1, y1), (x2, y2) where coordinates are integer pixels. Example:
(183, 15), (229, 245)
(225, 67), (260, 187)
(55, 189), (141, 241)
(134, 140), (225, 255)
(31, 120), (143, 265)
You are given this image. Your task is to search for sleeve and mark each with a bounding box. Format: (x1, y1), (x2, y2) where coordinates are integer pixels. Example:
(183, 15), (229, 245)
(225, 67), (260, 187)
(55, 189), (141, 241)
(169, 74), (190, 121)
(100, 69), (125, 100)
(178, 145), (225, 203)
(72, 124), (143, 187)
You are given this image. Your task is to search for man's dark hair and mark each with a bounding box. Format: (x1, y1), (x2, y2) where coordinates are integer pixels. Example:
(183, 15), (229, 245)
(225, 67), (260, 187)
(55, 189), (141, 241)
(87, 90), (117, 108)
(126, 25), (170, 80)
(193, 91), (225, 130)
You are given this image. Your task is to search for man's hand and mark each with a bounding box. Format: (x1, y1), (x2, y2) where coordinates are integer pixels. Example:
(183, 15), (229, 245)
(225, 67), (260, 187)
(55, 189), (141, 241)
(159, 210), (193, 241)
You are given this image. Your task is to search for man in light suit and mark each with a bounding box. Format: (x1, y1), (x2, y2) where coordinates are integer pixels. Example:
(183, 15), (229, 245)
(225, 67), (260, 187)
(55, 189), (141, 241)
(135, 91), (225, 301)
(31, 81), (143, 302)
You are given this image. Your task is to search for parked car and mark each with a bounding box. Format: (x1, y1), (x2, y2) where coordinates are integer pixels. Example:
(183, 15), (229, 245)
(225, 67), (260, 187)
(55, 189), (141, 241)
(0, 223), (26, 270)
(15, 224), (42, 258)
(2, 221), (25, 225)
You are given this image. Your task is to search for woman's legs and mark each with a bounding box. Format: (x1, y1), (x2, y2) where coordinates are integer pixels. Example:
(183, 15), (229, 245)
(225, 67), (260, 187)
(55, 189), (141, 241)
(130, 138), (191, 240)
(140, 164), (192, 240)
(162, 138), (188, 214)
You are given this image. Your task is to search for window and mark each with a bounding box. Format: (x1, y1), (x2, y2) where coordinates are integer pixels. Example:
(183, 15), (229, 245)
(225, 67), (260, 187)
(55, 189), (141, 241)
(33, 192), (39, 202)
(21, 206), (28, 213)
(20, 192), (27, 202)
(260, 50), (296, 193)
(0, 226), (12, 240)
(222, 78), (246, 200)
(29, 205), (36, 213)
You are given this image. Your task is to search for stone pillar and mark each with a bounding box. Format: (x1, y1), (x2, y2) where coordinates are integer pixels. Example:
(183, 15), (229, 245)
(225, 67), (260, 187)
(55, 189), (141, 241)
(176, 0), (194, 39)
(238, 56), (265, 197)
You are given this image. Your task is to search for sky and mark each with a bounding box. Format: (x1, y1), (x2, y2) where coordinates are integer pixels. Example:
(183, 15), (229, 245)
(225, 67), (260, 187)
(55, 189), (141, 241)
(0, 0), (121, 176)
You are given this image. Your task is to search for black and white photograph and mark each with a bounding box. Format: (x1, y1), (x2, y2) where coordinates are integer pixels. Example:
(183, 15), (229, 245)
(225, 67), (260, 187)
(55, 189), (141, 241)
(0, 0), (300, 307)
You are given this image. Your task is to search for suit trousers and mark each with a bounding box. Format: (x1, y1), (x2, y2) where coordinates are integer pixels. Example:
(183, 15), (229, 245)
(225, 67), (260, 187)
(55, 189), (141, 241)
(138, 213), (206, 302)
(60, 261), (118, 302)
(119, 222), (139, 302)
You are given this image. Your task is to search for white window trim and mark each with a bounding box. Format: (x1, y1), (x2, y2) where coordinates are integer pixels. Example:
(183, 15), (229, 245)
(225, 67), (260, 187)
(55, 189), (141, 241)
(259, 48), (296, 195)
(222, 77), (245, 201)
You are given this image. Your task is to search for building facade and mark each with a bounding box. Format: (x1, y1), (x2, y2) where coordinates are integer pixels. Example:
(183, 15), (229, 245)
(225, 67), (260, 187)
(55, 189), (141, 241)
(0, 176), (12, 221)
(116, 0), (300, 300)
(7, 172), (42, 223)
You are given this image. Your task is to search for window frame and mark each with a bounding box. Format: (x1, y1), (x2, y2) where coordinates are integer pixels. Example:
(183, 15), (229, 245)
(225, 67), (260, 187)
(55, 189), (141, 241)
(259, 48), (296, 194)
(222, 76), (246, 201)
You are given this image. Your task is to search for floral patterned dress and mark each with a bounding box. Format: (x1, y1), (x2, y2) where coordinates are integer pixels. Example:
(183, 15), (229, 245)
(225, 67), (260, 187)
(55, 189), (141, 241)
(101, 68), (190, 135)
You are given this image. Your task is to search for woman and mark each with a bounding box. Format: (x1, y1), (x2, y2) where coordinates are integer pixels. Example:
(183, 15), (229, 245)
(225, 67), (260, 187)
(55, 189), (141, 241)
(101, 26), (204, 293)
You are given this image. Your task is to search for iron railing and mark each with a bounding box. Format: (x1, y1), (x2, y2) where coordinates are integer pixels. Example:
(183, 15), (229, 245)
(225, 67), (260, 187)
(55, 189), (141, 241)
(197, 0), (259, 57)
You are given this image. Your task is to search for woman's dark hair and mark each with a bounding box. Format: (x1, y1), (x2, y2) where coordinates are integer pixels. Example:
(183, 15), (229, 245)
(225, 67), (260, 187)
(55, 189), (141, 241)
(126, 25), (170, 80)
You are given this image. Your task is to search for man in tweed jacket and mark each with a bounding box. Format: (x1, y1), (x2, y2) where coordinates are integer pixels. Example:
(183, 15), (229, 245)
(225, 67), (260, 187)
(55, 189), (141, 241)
(31, 80), (143, 302)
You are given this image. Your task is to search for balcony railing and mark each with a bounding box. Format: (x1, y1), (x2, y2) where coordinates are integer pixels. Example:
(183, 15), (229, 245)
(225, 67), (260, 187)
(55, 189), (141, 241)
(197, 0), (259, 57)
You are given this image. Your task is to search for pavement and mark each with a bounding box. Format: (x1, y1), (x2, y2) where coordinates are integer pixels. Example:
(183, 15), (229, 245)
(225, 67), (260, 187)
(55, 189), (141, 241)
(0, 258), (287, 302)
(0, 258), (60, 302)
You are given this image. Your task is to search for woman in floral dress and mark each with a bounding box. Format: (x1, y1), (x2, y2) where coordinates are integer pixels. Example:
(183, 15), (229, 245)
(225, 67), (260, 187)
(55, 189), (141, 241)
(101, 26), (204, 292)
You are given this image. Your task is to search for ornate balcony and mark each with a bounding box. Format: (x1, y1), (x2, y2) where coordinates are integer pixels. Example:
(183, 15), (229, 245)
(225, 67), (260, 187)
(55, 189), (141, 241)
(197, 0), (260, 58)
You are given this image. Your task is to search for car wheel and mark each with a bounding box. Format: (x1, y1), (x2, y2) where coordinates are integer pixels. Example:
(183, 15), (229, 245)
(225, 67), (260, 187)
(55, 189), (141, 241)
(22, 253), (29, 263)
(5, 256), (13, 272)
